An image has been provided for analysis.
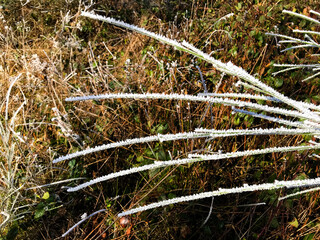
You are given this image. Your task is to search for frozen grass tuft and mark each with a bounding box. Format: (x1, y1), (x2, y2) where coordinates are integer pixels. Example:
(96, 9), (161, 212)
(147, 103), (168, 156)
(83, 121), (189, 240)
(267, 9), (320, 82)
(54, 9), (320, 236)
(118, 176), (320, 217)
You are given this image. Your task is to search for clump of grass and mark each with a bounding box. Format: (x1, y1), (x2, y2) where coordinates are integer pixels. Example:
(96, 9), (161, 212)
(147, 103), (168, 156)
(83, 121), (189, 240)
(54, 9), (320, 237)
(0, 2), (90, 238)
(0, 74), (25, 232)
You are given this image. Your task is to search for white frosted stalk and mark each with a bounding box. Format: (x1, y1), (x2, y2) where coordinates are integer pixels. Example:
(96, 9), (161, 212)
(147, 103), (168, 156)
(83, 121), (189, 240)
(235, 107), (315, 128)
(61, 209), (106, 237)
(80, 12), (179, 47)
(310, 10), (320, 17)
(188, 144), (320, 160)
(293, 29), (320, 36)
(0, 211), (10, 229)
(272, 66), (309, 76)
(215, 13), (234, 23)
(303, 120), (320, 129)
(80, 12), (196, 57)
(302, 71), (320, 82)
(281, 44), (320, 52)
(54, 126), (317, 164)
(66, 158), (199, 192)
(81, 12), (314, 116)
(273, 64), (320, 68)
(180, 41), (312, 115)
(236, 81), (268, 95)
(198, 93), (280, 102)
(305, 34), (317, 44)
(266, 32), (313, 45)
(159, 128), (315, 140)
(25, 177), (86, 190)
(54, 135), (157, 163)
(232, 93), (320, 113)
(65, 93), (320, 123)
(5, 74), (22, 122)
(53, 132), (214, 163)
(278, 40), (299, 44)
(283, 10), (320, 25)
(118, 177), (320, 217)
(67, 144), (320, 192)
(278, 186), (320, 201)
(194, 127), (319, 136)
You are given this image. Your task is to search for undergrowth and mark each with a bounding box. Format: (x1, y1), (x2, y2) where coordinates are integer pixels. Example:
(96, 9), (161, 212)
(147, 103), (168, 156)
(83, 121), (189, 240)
(1, 1), (320, 239)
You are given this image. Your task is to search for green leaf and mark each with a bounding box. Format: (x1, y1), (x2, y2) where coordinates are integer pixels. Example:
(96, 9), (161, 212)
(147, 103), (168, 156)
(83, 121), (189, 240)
(34, 208), (45, 219)
(34, 203), (46, 219)
(274, 78), (283, 88)
(168, 193), (176, 199)
(42, 192), (50, 200)
(233, 116), (241, 125)
(6, 225), (18, 240)
(68, 159), (76, 169)
(270, 217), (279, 228)
(158, 150), (167, 161)
(136, 156), (144, 162)
(296, 173), (308, 180)
(92, 61), (98, 68)
(236, 2), (242, 10)
(303, 233), (315, 240)
(289, 218), (299, 228)
(148, 168), (159, 178)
